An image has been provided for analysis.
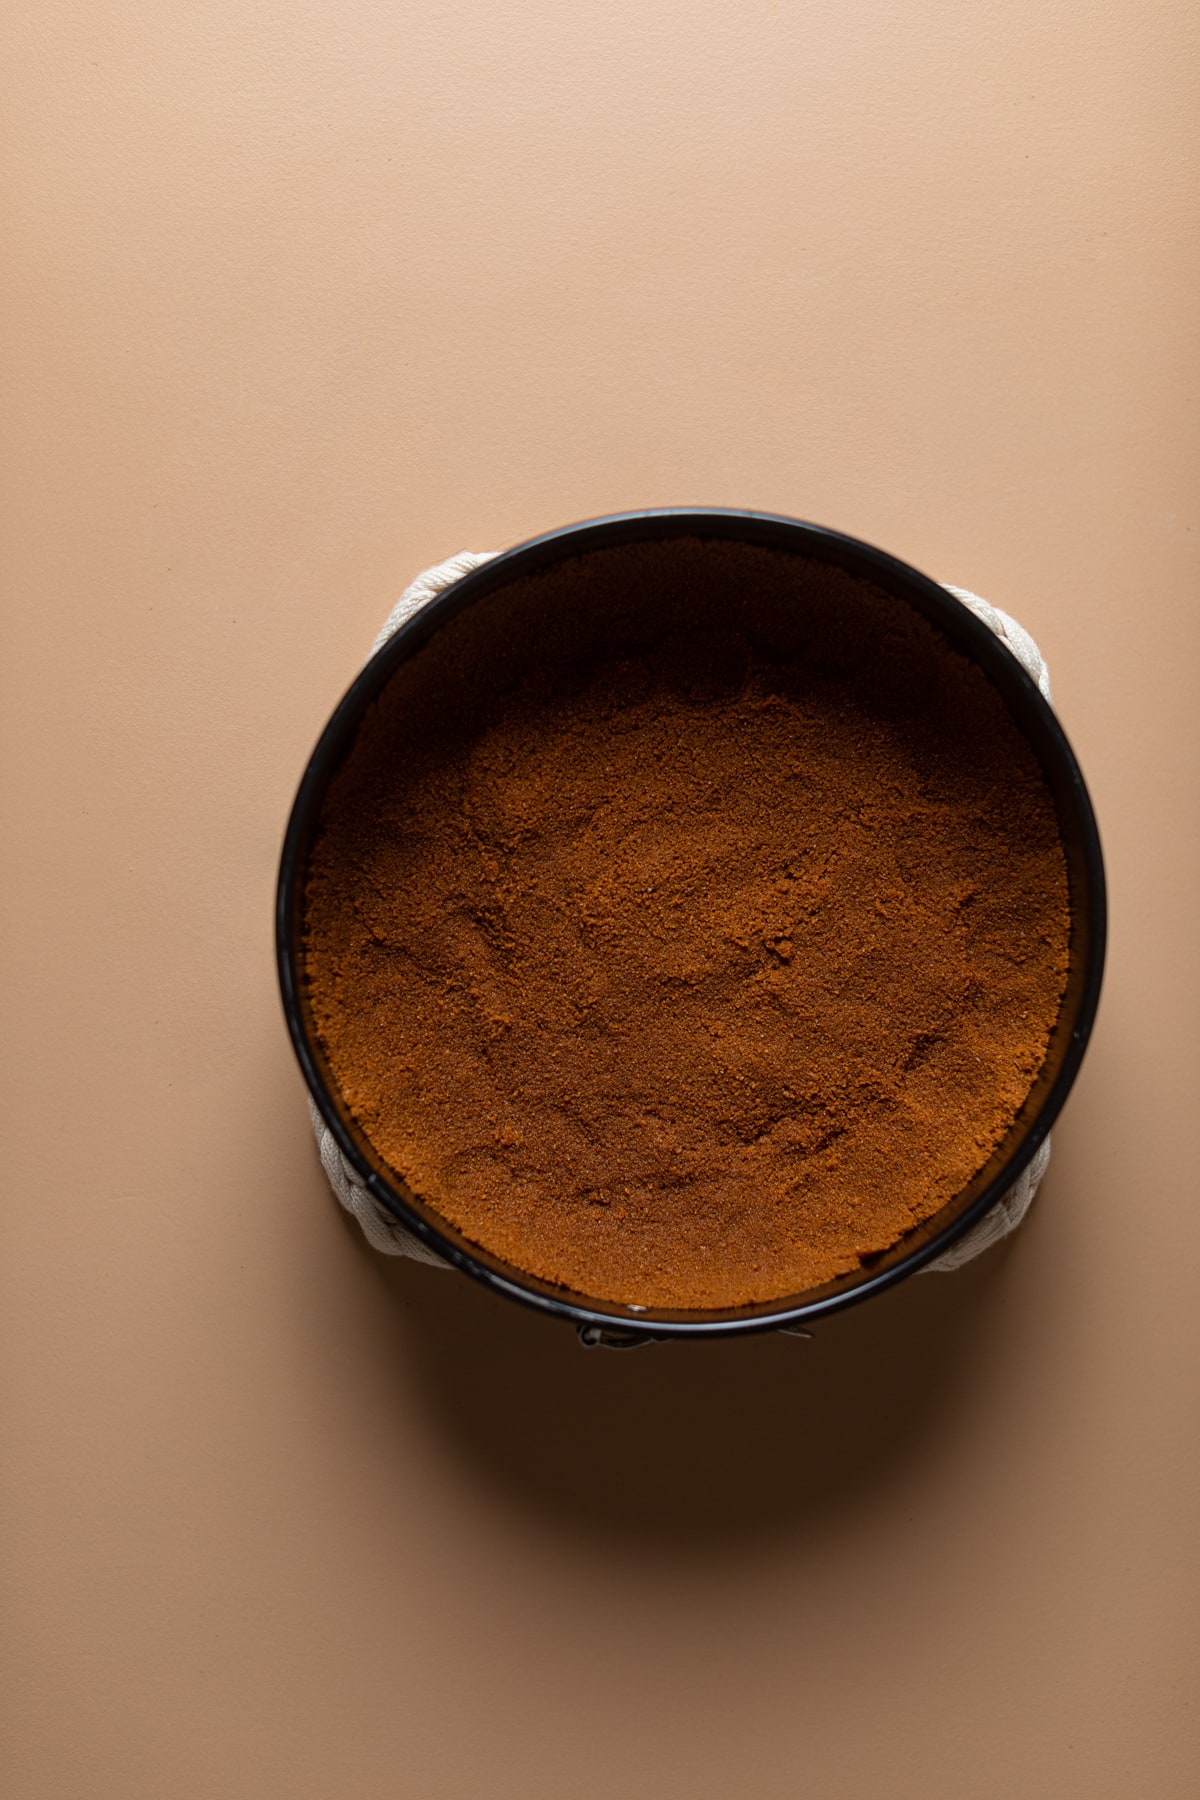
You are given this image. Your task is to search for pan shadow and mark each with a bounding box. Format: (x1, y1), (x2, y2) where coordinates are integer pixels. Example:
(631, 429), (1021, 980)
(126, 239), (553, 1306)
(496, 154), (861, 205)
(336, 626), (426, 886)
(351, 1215), (1023, 1557)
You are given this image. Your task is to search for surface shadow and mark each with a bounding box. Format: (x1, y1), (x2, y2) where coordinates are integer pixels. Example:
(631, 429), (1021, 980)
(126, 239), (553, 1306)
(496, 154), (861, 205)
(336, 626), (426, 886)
(354, 1220), (1023, 1557)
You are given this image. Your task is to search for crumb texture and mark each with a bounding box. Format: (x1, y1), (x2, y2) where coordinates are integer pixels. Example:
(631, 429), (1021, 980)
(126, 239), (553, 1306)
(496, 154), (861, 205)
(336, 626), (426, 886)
(304, 541), (1069, 1309)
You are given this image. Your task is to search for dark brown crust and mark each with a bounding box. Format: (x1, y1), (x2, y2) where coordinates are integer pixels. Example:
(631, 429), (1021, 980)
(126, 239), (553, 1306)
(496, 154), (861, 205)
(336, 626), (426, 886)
(304, 541), (1069, 1309)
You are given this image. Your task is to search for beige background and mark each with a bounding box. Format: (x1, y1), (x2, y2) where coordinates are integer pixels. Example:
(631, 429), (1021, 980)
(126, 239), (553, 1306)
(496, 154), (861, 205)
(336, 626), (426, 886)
(4, 4), (1199, 1796)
